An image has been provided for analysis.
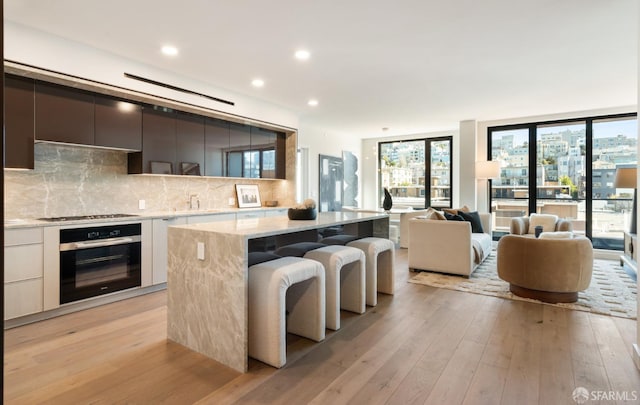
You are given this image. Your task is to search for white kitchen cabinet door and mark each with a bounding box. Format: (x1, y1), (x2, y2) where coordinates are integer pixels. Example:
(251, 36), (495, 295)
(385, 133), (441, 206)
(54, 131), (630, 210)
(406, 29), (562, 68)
(5, 244), (44, 282)
(264, 208), (288, 217)
(152, 217), (187, 284)
(5, 278), (43, 320)
(186, 213), (235, 224)
(236, 211), (266, 219)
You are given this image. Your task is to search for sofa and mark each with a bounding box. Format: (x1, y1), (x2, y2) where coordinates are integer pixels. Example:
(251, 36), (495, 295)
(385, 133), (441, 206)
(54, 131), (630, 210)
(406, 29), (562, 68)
(510, 213), (572, 235)
(408, 210), (492, 277)
(497, 233), (593, 303)
(399, 209), (429, 248)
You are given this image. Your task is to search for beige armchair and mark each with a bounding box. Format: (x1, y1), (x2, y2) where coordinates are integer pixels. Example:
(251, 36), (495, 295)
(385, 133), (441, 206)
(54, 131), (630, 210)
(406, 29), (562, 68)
(408, 212), (492, 277)
(510, 214), (572, 235)
(497, 234), (593, 303)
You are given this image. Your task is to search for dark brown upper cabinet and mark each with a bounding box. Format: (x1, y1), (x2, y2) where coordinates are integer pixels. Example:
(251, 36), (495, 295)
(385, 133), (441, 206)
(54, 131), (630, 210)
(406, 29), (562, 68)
(176, 112), (205, 175)
(94, 95), (142, 150)
(204, 118), (230, 177)
(128, 107), (177, 174)
(5, 74), (35, 169)
(6, 74), (286, 178)
(250, 126), (277, 179)
(35, 81), (95, 145)
(228, 122), (251, 178)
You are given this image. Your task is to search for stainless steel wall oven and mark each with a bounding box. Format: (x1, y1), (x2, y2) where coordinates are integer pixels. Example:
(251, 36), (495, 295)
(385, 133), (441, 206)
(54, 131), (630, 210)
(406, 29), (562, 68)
(60, 223), (141, 304)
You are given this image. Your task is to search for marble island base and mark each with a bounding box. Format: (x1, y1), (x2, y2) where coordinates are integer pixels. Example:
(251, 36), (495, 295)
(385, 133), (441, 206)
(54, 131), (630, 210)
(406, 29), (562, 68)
(166, 211), (389, 372)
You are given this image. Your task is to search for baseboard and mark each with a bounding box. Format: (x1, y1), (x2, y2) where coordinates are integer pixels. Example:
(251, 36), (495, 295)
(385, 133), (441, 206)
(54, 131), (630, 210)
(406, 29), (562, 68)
(4, 283), (167, 329)
(634, 344), (640, 371)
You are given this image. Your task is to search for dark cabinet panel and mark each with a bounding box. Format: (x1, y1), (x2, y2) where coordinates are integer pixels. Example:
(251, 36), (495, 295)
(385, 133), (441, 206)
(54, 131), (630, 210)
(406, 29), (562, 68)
(94, 95), (142, 150)
(176, 112), (205, 175)
(275, 132), (286, 179)
(228, 122), (251, 178)
(5, 75), (35, 169)
(141, 107), (176, 174)
(204, 118), (230, 177)
(35, 81), (94, 145)
(251, 126), (277, 179)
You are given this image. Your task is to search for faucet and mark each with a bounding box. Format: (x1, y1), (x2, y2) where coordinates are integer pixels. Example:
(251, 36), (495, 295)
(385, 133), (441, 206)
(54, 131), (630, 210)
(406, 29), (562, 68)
(188, 194), (200, 210)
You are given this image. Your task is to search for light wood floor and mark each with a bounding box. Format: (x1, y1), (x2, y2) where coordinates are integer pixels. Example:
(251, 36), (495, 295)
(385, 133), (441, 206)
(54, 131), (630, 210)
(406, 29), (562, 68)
(4, 249), (640, 404)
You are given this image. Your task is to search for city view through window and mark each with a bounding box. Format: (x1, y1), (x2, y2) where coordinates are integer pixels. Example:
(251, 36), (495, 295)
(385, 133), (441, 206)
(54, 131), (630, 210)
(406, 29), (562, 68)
(490, 116), (637, 249)
(379, 138), (452, 209)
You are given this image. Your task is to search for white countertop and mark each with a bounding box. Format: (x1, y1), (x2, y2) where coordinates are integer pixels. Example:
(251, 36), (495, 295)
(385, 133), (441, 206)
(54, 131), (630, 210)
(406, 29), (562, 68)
(171, 211), (389, 238)
(3, 206), (288, 229)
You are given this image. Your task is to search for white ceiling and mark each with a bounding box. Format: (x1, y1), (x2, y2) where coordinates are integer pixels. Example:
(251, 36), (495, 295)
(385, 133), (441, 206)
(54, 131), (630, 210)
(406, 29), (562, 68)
(4, 0), (639, 138)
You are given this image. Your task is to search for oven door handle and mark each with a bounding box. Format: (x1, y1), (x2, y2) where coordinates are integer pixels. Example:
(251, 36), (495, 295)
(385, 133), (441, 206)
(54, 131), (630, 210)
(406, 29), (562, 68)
(60, 235), (141, 251)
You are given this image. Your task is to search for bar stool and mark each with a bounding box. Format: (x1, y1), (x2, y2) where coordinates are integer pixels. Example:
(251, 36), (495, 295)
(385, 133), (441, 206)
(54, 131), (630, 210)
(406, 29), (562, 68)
(248, 256), (325, 368)
(274, 242), (326, 257)
(304, 245), (366, 330)
(347, 237), (395, 306)
(319, 234), (359, 246)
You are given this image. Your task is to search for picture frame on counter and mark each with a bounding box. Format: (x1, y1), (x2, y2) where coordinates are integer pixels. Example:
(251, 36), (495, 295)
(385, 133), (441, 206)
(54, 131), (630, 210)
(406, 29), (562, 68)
(236, 184), (261, 208)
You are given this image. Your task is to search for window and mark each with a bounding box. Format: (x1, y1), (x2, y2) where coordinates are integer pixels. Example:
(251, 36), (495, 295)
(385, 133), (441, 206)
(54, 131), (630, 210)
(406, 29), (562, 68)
(379, 137), (453, 209)
(489, 113), (637, 249)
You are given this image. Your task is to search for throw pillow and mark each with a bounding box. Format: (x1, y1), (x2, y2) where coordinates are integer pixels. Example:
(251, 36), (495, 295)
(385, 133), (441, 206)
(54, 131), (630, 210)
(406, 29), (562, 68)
(458, 210), (484, 233)
(442, 205), (470, 215)
(539, 231), (573, 239)
(425, 207), (446, 220)
(444, 212), (465, 221)
(528, 213), (559, 234)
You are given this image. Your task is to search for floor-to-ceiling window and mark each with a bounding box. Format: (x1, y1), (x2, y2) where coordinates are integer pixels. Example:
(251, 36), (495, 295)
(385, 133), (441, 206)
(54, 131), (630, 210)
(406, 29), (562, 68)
(489, 113), (637, 249)
(378, 136), (452, 209)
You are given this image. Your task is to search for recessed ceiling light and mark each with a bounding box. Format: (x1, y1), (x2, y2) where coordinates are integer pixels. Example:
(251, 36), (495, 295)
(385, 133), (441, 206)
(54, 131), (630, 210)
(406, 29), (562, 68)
(161, 45), (179, 56)
(295, 49), (311, 60)
(308, 99), (318, 106)
(251, 78), (265, 88)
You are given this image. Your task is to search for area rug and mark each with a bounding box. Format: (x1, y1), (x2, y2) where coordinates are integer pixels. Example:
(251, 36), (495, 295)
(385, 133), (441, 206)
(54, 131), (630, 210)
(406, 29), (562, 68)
(408, 253), (637, 319)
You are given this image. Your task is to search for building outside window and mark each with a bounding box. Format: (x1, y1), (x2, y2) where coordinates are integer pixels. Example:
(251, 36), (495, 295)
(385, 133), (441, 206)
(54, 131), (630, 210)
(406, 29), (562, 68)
(489, 114), (637, 250)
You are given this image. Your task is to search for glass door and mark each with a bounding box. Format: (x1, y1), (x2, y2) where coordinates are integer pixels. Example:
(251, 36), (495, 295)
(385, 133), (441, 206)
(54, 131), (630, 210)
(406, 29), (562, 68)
(536, 122), (586, 235)
(591, 117), (638, 249)
(489, 128), (531, 233)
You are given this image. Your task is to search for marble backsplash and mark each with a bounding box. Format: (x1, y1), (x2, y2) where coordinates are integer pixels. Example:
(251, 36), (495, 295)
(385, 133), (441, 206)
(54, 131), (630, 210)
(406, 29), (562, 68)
(4, 143), (296, 219)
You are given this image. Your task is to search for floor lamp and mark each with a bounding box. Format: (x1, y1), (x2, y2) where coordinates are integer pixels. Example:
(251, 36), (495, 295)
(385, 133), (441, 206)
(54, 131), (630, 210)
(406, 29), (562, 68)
(614, 167), (637, 235)
(476, 161), (501, 213)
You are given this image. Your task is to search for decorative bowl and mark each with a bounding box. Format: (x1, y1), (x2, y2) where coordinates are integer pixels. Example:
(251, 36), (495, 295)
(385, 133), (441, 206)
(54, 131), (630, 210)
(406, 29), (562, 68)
(288, 208), (317, 220)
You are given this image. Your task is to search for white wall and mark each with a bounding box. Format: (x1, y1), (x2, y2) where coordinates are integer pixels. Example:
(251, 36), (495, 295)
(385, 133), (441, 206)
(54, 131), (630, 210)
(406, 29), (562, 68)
(361, 129), (462, 210)
(5, 22), (299, 130)
(296, 124), (363, 205)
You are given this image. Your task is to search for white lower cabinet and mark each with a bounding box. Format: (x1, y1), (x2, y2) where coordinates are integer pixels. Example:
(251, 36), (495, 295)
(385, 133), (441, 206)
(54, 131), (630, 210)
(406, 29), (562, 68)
(264, 208), (287, 217)
(5, 279), (44, 320)
(186, 213), (235, 224)
(5, 227), (44, 320)
(152, 217), (188, 284)
(236, 211), (266, 219)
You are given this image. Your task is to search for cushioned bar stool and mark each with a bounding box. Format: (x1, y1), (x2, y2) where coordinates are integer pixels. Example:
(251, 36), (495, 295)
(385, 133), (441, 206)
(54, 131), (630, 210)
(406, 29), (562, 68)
(347, 237), (395, 306)
(319, 234), (359, 246)
(274, 242), (327, 257)
(248, 256), (325, 368)
(304, 245), (366, 330)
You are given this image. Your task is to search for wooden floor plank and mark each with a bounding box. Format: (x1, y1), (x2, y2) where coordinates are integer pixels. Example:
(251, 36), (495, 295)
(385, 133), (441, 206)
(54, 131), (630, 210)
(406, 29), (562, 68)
(590, 315), (640, 396)
(500, 301), (543, 405)
(3, 248), (638, 405)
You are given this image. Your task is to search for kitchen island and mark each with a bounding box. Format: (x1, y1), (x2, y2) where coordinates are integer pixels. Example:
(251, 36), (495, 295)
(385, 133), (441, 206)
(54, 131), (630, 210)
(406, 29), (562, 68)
(166, 211), (389, 372)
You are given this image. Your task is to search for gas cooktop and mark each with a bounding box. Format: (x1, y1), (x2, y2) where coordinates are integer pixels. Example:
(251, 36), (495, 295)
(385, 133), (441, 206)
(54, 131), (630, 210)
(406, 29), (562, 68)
(37, 214), (140, 222)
